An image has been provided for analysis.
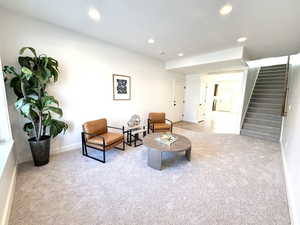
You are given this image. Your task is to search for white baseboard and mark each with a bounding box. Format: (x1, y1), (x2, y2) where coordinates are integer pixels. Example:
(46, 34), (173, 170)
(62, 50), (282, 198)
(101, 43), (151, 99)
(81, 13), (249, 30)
(18, 142), (81, 164)
(1, 166), (17, 225)
(280, 140), (296, 225)
(52, 142), (81, 155)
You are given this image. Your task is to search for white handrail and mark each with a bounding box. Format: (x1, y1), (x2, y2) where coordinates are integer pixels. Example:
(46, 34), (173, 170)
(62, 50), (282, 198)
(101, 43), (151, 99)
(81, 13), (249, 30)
(240, 67), (261, 129)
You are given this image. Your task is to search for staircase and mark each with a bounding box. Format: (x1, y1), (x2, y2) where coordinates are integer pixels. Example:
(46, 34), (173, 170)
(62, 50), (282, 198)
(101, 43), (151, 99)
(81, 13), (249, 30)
(241, 64), (288, 142)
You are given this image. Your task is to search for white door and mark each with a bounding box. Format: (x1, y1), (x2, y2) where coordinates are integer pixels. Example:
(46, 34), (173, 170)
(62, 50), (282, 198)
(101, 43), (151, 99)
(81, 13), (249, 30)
(198, 79), (208, 122)
(183, 75), (201, 122)
(172, 80), (185, 122)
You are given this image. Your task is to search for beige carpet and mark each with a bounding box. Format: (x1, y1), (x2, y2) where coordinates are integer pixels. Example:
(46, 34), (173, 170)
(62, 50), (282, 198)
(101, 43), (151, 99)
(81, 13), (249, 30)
(9, 127), (290, 225)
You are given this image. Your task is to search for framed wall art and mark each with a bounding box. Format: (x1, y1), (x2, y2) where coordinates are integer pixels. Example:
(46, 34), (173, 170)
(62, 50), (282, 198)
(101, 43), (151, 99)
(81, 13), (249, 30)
(113, 74), (131, 100)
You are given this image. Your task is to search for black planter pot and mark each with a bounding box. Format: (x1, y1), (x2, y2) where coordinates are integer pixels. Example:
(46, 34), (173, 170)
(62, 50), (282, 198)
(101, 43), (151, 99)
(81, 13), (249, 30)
(28, 136), (51, 166)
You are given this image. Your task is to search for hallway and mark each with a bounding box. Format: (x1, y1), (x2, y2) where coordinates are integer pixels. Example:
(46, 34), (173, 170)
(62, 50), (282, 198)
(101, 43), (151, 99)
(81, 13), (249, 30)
(176, 111), (240, 134)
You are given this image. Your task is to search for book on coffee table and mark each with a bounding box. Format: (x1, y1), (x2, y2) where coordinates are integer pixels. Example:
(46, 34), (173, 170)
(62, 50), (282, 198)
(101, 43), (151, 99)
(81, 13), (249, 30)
(155, 134), (177, 145)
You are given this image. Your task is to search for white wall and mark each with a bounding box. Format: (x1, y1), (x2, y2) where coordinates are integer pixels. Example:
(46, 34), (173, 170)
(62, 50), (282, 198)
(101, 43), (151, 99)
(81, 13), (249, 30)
(0, 57), (13, 143)
(0, 144), (16, 225)
(0, 57), (17, 225)
(240, 67), (259, 125)
(0, 9), (185, 163)
(281, 53), (300, 225)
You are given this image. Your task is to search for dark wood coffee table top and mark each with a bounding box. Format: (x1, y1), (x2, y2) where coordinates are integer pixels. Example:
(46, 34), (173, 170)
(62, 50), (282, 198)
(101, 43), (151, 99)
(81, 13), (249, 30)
(143, 133), (191, 152)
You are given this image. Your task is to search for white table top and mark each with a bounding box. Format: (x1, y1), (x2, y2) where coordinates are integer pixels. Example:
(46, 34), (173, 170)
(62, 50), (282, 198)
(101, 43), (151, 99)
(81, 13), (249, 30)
(124, 125), (145, 131)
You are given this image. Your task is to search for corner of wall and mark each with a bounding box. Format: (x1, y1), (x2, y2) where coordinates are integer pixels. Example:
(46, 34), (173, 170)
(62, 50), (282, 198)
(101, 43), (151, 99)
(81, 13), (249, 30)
(0, 148), (17, 225)
(52, 142), (81, 155)
(280, 139), (295, 225)
(1, 166), (16, 225)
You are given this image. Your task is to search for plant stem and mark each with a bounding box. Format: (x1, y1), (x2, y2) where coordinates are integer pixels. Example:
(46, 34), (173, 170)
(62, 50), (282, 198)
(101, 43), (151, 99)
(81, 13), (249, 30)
(37, 112), (42, 140)
(37, 84), (43, 140)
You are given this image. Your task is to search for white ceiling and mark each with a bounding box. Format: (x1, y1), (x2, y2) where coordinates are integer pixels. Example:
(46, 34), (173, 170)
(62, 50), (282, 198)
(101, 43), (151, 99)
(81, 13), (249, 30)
(1, 0), (300, 61)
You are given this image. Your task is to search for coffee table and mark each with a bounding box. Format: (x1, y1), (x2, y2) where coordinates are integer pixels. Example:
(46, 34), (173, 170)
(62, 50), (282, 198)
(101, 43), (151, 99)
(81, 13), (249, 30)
(143, 133), (191, 170)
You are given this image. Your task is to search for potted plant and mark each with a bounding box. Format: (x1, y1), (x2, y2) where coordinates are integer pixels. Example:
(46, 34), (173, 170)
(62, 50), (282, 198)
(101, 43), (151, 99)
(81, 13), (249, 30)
(3, 47), (68, 166)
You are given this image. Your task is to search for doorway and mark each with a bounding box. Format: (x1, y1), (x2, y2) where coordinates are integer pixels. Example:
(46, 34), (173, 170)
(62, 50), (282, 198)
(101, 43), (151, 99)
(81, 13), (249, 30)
(211, 80), (242, 112)
(212, 84), (219, 111)
(198, 72), (245, 134)
(172, 79), (185, 122)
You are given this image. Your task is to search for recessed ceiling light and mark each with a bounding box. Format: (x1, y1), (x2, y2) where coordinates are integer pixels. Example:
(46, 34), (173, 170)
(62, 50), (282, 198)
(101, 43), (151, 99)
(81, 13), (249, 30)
(148, 38), (155, 44)
(237, 37), (247, 43)
(219, 4), (232, 15)
(88, 8), (101, 21)
(178, 53), (184, 57)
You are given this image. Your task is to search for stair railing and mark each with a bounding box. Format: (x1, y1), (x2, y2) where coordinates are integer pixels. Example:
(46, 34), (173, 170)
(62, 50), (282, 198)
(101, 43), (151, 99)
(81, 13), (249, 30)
(240, 67), (261, 129)
(281, 56), (290, 116)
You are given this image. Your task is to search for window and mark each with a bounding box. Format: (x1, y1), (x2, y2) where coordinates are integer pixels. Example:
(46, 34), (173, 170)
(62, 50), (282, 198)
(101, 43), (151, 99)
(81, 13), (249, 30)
(0, 58), (13, 143)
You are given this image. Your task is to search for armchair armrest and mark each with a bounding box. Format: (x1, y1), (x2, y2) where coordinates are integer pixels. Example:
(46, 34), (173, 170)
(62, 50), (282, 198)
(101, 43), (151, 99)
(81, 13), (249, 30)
(81, 131), (106, 146)
(147, 119), (152, 134)
(165, 119), (173, 132)
(107, 125), (125, 133)
(165, 119), (173, 124)
(81, 131), (100, 137)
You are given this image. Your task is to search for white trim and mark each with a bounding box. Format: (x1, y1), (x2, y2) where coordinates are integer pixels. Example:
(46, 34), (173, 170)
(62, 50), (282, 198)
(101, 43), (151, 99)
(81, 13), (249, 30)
(52, 142), (81, 155)
(237, 69), (249, 133)
(0, 59), (13, 142)
(0, 141), (14, 177)
(280, 140), (295, 225)
(18, 142), (81, 164)
(0, 166), (16, 225)
(240, 67), (261, 129)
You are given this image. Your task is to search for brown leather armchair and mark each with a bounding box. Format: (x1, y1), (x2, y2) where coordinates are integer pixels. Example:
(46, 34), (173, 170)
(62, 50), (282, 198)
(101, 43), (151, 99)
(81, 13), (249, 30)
(148, 112), (173, 133)
(81, 118), (125, 163)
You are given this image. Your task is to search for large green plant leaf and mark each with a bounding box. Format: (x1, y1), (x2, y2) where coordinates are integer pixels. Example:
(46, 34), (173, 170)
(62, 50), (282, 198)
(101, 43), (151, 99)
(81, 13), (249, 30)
(48, 57), (58, 67)
(41, 96), (59, 107)
(9, 77), (23, 99)
(27, 93), (39, 100)
(19, 103), (31, 117)
(21, 67), (33, 80)
(18, 56), (35, 69)
(48, 66), (58, 82)
(45, 106), (63, 117)
(42, 112), (52, 126)
(23, 122), (33, 136)
(44, 67), (52, 80)
(29, 110), (39, 122)
(3, 66), (19, 76)
(15, 98), (37, 118)
(20, 47), (37, 58)
(47, 57), (59, 82)
(49, 119), (68, 138)
(40, 55), (48, 67)
(15, 98), (26, 110)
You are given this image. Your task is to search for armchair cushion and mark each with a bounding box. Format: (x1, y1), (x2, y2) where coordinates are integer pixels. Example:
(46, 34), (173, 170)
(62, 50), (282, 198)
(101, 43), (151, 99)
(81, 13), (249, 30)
(153, 123), (171, 130)
(149, 112), (165, 123)
(87, 132), (124, 146)
(83, 118), (108, 140)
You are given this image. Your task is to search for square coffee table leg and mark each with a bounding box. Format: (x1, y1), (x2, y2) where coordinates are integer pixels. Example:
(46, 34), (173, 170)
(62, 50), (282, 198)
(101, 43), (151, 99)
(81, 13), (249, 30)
(185, 148), (191, 161)
(147, 148), (162, 170)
